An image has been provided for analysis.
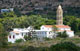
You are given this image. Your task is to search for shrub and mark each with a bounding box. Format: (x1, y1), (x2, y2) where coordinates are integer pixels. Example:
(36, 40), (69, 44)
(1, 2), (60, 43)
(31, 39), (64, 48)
(0, 32), (8, 48)
(22, 46), (49, 51)
(44, 37), (52, 41)
(50, 42), (80, 51)
(57, 31), (68, 38)
(22, 46), (36, 51)
(75, 32), (80, 37)
(15, 39), (24, 43)
(24, 36), (32, 41)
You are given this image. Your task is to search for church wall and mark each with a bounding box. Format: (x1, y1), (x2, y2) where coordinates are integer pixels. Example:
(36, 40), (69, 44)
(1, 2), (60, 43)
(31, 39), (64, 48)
(8, 32), (25, 43)
(59, 28), (71, 30)
(40, 26), (52, 31)
(66, 31), (74, 37)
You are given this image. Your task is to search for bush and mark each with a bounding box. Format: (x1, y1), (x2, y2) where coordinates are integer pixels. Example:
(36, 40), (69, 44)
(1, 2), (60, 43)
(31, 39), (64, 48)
(24, 36), (32, 41)
(22, 46), (36, 51)
(22, 46), (49, 51)
(44, 37), (52, 41)
(75, 32), (80, 37)
(15, 39), (24, 43)
(50, 42), (80, 51)
(57, 31), (68, 38)
(0, 32), (8, 48)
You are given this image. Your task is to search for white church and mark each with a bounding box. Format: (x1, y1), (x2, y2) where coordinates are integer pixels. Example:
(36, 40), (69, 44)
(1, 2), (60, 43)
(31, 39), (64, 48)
(8, 5), (74, 43)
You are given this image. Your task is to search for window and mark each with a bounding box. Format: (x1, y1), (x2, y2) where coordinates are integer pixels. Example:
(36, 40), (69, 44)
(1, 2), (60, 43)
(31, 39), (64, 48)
(26, 33), (27, 35)
(22, 33), (23, 36)
(45, 32), (46, 34)
(49, 32), (50, 34)
(39, 32), (40, 34)
(39, 32), (41, 34)
(42, 32), (43, 34)
(13, 35), (15, 39)
(49, 32), (51, 34)
(9, 35), (11, 39)
(42, 27), (44, 29)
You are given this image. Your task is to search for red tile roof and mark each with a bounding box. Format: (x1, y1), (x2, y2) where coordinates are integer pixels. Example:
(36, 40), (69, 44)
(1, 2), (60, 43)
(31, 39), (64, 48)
(57, 30), (73, 32)
(43, 25), (53, 28)
(43, 25), (70, 28)
(12, 31), (20, 34)
(55, 25), (70, 28)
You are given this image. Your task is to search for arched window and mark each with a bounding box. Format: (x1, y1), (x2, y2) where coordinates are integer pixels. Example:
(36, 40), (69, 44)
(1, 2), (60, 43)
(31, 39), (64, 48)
(22, 33), (23, 36)
(9, 35), (11, 39)
(13, 35), (15, 39)
(49, 32), (50, 34)
(45, 32), (46, 34)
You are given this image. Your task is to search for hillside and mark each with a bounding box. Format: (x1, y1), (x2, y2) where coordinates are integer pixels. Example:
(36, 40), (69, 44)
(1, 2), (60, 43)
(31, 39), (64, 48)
(0, 0), (80, 16)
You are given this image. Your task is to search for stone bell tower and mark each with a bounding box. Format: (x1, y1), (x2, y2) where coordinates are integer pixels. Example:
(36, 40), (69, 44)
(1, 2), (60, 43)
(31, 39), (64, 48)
(56, 5), (63, 25)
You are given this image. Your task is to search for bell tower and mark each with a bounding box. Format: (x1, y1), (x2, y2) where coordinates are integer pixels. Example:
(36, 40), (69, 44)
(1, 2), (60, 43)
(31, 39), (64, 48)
(56, 5), (63, 25)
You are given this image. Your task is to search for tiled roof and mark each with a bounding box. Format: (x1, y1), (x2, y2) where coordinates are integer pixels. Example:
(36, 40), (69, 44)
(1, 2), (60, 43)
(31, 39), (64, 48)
(12, 31), (20, 34)
(57, 30), (73, 32)
(43, 25), (70, 28)
(43, 25), (53, 28)
(55, 25), (70, 28)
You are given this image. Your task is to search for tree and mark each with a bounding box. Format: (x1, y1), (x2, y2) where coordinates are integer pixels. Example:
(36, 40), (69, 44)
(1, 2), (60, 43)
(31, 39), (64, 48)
(2, 12), (17, 17)
(24, 35), (32, 41)
(0, 23), (4, 34)
(24, 26), (36, 41)
(0, 23), (8, 47)
(64, 15), (80, 32)
(22, 46), (36, 51)
(64, 15), (75, 25)
(57, 31), (68, 38)
(0, 33), (8, 47)
(71, 19), (80, 32)
(14, 8), (21, 17)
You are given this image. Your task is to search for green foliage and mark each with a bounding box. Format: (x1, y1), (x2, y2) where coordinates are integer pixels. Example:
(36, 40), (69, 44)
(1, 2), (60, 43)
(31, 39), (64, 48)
(22, 46), (49, 51)
(64, 15), (80, 32)
(22, 46), (36, 51)
(24, 36), (32, 41)
(14, 8), (22, 17)
(0, 14), (56, 31)
(75, 32), (80, 36)
(44, 37), (52, 41)
(50, 42), (80, 51)
(0, 23), (8, 47)
(57, 31), (68, 38)
(0, 32), (8, 47)
(0, 23), (4, 34)
(2, 11), (80, 33)
(2, 12), (17, 17)
(71, 19), (80, 32)
(15, 39), (24, 43)
(64, 15), (75, 25)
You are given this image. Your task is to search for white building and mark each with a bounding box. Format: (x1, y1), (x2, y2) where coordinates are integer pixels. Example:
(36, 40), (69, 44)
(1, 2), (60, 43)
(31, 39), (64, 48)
(8, 27), (54, 43)
(40, 25), (74, 37)
(8, 5), (74, 43)
(8, 25), (74, 43)
(1, 8), (14, 13)
(8, 28), (29, 43)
